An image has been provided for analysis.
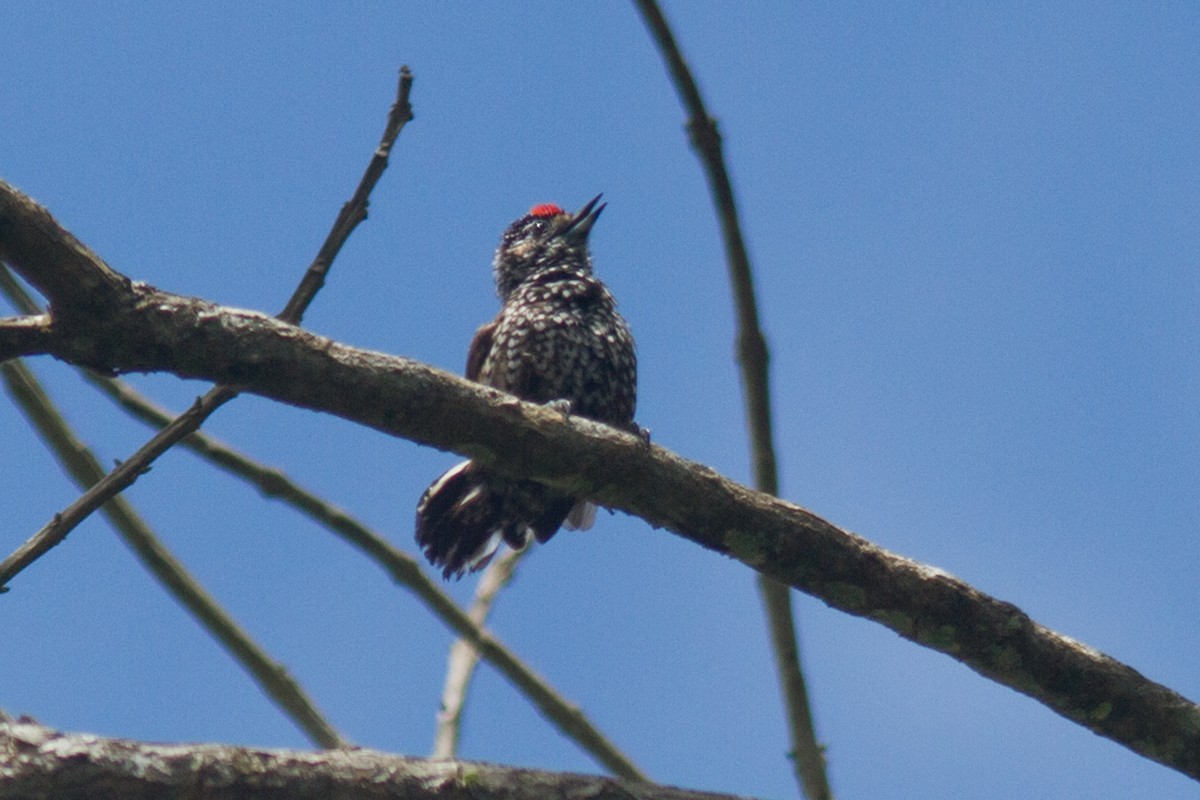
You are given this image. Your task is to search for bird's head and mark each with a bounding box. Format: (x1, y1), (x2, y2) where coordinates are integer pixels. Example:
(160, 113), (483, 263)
(493, 194), (605, 298)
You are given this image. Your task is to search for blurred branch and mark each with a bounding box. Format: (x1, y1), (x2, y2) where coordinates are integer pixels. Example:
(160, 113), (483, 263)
(433, 547), (526, 759)
(3, 184), (1200, 784)
(630, 3), (829, 797)
(0, 266), (44, 316)
(0, 716), (729, 800)
(84, 372), (643, 780)
(0, 67), (413, 586)
(1, 264), (644, 781)
(0, 311), (51, 357)
(0, 353), (346, 748)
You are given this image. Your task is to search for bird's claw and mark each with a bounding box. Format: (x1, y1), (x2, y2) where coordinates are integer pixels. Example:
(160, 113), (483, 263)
(545, 398), (573, 420)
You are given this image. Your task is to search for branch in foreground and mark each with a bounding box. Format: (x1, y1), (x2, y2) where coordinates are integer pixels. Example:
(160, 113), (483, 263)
(0, 715), (735, 800)
(3, 184), (1200, 783)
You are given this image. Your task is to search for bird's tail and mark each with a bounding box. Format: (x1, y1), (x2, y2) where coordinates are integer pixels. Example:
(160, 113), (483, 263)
(415, 460), (583, 579)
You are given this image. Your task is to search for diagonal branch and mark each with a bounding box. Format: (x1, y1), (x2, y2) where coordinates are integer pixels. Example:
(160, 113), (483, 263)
(631, 3), (828, 797)
(0, 311), (52, 357)
(0, 355), (347, 748)
(3, 183), (1200, 783)
(0, 67), (413, 587)
(278, 66), (414, 325)
(85, 374), (642, 780)
(0, 265), (645, 781)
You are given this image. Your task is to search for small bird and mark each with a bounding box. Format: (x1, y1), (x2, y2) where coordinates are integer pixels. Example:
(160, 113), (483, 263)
(415, 195), (638, 579)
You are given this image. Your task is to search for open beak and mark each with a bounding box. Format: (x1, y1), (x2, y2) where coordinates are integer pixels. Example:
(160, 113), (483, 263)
(562, 193), (606, 242)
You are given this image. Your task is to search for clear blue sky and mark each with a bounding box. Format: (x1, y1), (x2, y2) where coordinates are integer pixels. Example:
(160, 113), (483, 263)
(3, 3), (1199, 798)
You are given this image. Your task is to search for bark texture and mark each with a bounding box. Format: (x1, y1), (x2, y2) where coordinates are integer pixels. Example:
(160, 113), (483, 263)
(3, 180), (1200, 782)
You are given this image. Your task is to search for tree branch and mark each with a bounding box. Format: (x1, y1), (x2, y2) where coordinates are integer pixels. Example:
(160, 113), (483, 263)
(0, 66), (413, 586)
(0, 266), (645, 781)
(433, 548), (526, 759)
(0, 355), (347, 748)
(0, 714), (731, 800)
(277, 65), (413, 325)
(630, 3), (829, 797)
(0, 312), (52, 360)
(3, 181), (1200, 783)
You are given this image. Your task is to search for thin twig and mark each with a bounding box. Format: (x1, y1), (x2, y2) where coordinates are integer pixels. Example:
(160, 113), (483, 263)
(0, 67), (414, 587)
(0, 355), (347, 748)
(0, 385), (237, 584)
(0, 272), (643, 779)
(278, 67), (415, 325)
(433, 547), (526, 759)
(630, 4), (831, 798)
(81, 367), (645, 780)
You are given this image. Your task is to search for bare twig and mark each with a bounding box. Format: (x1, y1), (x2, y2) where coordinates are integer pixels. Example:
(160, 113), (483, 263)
(278, 66), (414, 325)
(0, 263), (643, 779)
(630, 4), (830, 797)
(0, 386), (236, 583)
(4, 183), (1200, 783)
(433, 547), (526, 758)
(80, 369), (645, 780)
(0, 716), (723, 800)
(0, 354), (347, 748)
(0, 67), (414, 585)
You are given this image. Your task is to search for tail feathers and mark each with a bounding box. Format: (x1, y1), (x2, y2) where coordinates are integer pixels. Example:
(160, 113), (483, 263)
(415, 460), (574, 579)
(564, 500), (597, 531)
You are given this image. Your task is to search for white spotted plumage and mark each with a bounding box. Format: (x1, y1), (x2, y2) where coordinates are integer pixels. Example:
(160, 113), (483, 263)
(415, 196), (638, 579)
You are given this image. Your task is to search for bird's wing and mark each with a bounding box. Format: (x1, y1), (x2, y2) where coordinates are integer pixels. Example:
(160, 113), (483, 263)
(465, 318), (497, 383)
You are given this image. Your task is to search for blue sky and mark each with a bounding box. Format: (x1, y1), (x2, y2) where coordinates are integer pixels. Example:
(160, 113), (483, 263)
(3, 3), (1199, 797)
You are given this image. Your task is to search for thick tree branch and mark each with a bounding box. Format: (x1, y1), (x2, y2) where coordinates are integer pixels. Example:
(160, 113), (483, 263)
(3, 183), (1200, 783)
(0, 196), (129, 322)
(0, 714), (733, 800)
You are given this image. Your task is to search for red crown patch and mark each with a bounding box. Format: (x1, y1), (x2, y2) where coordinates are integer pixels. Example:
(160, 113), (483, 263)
(529, 203), (565, 218)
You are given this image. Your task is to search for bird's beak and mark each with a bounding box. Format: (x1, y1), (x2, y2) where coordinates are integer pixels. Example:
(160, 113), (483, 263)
(562, 194), (606, 242)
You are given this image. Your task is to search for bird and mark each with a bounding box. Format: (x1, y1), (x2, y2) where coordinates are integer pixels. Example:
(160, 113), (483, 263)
(415, 195), (638, 579)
